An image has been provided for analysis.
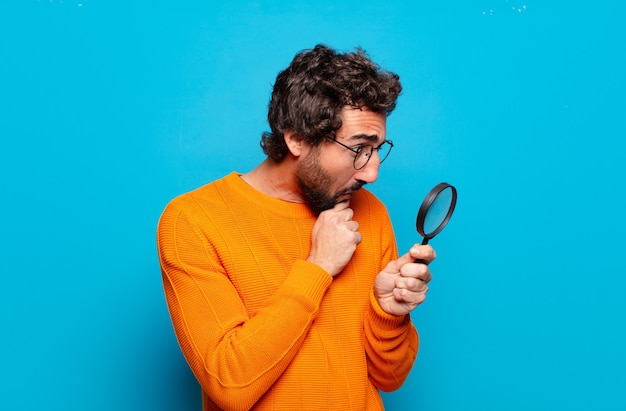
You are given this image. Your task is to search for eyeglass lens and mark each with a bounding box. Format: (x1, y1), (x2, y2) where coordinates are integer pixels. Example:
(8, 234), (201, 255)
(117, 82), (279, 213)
(355, 141), (392, 169)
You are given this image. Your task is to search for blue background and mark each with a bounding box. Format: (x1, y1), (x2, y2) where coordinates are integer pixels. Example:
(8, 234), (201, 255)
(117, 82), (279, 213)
(2, 1), (625, 410)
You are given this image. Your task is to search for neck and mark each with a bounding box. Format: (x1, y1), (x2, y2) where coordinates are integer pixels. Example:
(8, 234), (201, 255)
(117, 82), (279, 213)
(241, 158), (304, 203)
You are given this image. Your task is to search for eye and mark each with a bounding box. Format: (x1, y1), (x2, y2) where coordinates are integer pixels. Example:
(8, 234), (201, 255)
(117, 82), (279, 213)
(346, 144), (362, 155)
(358, 146), (373, 159)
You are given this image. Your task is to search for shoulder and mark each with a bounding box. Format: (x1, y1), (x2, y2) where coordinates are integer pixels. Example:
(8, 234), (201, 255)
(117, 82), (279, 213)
(352, 188), (398, 264)
(352, 188), (389, 217)
(158, 173), (239, 224)
(351, 188), (394, 235)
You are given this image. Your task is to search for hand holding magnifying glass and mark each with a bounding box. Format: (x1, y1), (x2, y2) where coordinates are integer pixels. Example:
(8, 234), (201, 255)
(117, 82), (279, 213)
(415, 182), (457, 263)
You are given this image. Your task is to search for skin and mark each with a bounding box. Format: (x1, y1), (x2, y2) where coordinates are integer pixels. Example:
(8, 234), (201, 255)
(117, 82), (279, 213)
(242, 106), (435, 316)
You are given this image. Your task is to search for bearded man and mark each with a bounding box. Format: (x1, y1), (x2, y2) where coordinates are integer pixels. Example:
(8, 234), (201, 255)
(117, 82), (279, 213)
(157, 44), (435, 411)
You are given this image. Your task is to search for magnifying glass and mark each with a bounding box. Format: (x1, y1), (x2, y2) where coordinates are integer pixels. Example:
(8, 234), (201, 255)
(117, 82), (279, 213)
(416, 182), (457, 246)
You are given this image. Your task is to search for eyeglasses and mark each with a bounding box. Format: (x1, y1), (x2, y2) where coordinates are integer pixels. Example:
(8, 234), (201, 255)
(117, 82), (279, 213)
(325, 137), (394, 170)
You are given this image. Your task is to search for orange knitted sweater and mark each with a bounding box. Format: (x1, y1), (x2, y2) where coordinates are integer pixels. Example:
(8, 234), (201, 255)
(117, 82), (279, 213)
(157, 172), (419, 411)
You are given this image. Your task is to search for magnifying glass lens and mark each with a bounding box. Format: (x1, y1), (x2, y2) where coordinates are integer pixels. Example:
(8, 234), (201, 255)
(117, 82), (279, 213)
(416, 182), (457, 247)
(423, 187), (454, 236)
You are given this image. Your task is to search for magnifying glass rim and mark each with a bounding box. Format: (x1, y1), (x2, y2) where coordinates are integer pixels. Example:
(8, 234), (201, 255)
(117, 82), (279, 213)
(416, 182), (457, 240)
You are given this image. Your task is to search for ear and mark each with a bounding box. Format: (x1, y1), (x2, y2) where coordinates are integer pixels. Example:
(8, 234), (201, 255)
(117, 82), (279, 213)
(283, 130), (308, 158)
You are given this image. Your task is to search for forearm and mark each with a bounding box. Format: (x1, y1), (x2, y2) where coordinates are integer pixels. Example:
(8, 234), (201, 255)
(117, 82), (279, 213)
(363, 291), (419, 392)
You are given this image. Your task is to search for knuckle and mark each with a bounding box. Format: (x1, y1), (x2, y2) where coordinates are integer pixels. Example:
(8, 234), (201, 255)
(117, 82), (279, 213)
(426, 245), (436, 260)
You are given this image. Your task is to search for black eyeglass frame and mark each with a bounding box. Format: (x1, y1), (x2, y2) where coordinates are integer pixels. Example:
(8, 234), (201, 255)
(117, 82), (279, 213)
(325, 137), (394, 170)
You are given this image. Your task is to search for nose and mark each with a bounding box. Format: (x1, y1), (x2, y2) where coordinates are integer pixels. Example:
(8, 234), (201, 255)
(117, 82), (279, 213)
(354, 157), (380, 184)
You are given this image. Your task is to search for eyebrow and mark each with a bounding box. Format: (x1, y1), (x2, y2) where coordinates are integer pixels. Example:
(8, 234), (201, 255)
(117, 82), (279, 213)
(346, 133), (380, 143)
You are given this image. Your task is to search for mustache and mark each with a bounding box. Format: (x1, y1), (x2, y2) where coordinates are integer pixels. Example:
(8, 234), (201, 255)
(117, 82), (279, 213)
(338, 181), (366, 196)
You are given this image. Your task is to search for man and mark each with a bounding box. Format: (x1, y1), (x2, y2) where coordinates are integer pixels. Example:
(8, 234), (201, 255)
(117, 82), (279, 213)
(157, 44), (435, 410)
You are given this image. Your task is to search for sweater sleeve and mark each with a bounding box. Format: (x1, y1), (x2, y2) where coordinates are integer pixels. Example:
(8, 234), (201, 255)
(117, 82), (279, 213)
(157, 202), (332, 411)
(363, 291), (419, 391)
(362, 204), (419, 392)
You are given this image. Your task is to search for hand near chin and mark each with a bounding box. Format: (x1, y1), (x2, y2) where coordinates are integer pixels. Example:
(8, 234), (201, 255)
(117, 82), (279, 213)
(307, 200), (362, 277)
(374, 245), (435, 316)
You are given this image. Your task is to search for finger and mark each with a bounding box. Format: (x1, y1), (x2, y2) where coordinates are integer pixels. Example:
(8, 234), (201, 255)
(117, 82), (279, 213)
(393, 250), (419, 268)
(395, 276), (427, 292)
(410, 244), (436, 264)
(342, 221), (361, 244)
(384, 245), (435, 274)
(339, 207), (354, 221)
(345, 221), (359, 232)
(333, 200), (351, 211)
(393, 288), (427, 306)
(355, 232), (362, 244)
(343, 230), (362, 245)
(331, 202), (354, 222)
(420, 269), (433, 283)
(342, 207), (354, 222)
(400, 263), (432, 283)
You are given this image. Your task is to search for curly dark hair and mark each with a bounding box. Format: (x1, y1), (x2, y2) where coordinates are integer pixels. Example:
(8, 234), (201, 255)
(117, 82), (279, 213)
(260, 44), (402, 162)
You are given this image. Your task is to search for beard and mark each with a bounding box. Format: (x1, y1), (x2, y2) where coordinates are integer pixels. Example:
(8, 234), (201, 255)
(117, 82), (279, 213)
(296, 148), (365, 214)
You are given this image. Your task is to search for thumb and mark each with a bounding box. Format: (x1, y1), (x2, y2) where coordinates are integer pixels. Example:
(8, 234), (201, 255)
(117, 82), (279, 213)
(333, 199), (350, 210)
(384, 251), (414, 273)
